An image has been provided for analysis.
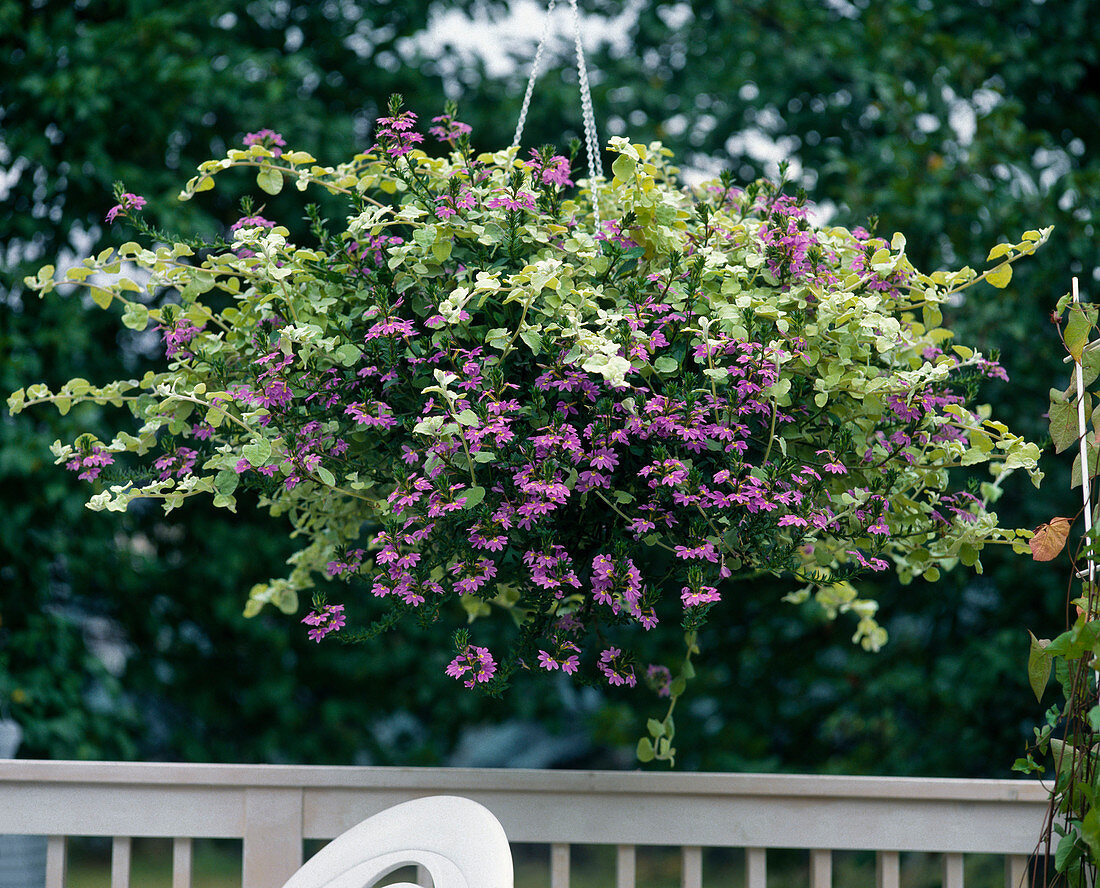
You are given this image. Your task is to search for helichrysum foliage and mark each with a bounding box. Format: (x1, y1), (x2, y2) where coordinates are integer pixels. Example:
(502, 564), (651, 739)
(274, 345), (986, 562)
(9, 103), (1046, 762)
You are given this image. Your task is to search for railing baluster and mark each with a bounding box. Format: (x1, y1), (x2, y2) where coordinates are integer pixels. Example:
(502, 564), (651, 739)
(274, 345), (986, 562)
(944, 852), (964, 888)
(1005, 854), (1029, 888)
(746, 847), (766, 888)
(810, 849), (832, 888)
(172, 837), (193, 888)
(876, 850), (900, 888)
(45, 836), (66, 888)
(550, 842), (570, 888)
(616, 844), (636, 888)
(110, 836), (132, 888)
(242, 787), (303, 888)
(681, 845), (702, 888)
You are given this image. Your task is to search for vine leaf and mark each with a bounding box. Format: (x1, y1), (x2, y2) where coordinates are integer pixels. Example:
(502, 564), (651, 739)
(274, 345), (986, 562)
(1065, 303), (1096, 363)
(1048, 388), (1080, 454)
(1027, 631), (1052, 702)
(1030, 517), (1071, 561)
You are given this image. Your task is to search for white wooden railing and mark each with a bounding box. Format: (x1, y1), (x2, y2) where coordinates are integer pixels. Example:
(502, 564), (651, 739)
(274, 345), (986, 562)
(0, 760), (1049, 888)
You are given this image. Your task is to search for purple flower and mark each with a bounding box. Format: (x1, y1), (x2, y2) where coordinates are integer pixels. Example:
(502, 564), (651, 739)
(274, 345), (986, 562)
(429, 114), (473, 143)
(646, 664), (673, 698)
(301, 604), (346, 642)
(105, 193), (146, 223)
(243, 129), (286, 156)
(598, 647), (637, 688)
(230, 215), (276, 233)
(487, 192), (536, 212)
(524, 150), (573, 187)
(446, 644), (497, 688)
(681, 586), (721, 607)
(65, 445), (114, 482)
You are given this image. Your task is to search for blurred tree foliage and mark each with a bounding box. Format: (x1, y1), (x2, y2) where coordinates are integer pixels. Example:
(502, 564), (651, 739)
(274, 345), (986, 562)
(2, 0), (1095, 773)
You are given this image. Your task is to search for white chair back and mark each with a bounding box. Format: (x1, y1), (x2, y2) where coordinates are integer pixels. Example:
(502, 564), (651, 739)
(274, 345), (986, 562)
(280, 795), (513, 888)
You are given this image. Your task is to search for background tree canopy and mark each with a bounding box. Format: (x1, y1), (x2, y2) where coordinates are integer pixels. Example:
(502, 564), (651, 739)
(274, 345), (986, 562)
(1, 0), (1094, 773)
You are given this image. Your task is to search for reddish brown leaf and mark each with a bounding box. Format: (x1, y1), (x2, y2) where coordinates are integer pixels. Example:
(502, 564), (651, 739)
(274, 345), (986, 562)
(1029, 517), (1072, 561)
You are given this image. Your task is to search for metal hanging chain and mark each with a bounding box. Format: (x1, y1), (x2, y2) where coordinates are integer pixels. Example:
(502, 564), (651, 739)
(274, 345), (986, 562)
(568, 0), (603, 183)
(511, 0), (603, 232)
(511, 0), (557, 150)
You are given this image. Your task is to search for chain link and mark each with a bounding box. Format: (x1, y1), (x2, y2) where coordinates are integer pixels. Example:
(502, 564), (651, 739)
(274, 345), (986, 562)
(511, 0), (603, 234)
(511, 0), (557, 151)
(569, 0), (603, 232)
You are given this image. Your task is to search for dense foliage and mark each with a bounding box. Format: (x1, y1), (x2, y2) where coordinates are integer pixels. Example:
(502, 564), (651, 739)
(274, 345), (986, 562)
(10, 103), (1045, 760)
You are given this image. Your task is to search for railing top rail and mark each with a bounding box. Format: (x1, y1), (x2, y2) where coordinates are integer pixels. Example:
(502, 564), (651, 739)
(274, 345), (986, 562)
(0, 759), (1050, 803)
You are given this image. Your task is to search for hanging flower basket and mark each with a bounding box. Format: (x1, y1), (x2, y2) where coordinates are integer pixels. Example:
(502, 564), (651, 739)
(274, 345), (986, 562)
(9, 99), (1047, 762)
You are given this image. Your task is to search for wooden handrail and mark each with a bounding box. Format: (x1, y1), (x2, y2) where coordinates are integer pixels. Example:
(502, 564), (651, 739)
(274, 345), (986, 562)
(0, 761), (1049, 888)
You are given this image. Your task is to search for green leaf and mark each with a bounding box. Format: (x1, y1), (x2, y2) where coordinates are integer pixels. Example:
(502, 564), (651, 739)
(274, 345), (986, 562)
(612, 153), (636, 182)
(922, 303), (942, 330)
(413, 225), (437, 248)
(455, 409), (480, 427)
(985, 263), (1012, 289)
(432, 239), (452, 263)
(654, 356), (678, 374)
(1066, 304), (1093, 362)
(461, 485), (486, 509)
(1071, 441), (1100, 488)
(1055, 830), (1081, 873)
(334, 344), (361, 366)
(1086, 343), (1100, 388)
(90, 287), (113, 309)
(519, 328), (542, 353)
(636, 737), (655, 763)
(1082, 809), (1100, 859)
(1046, 621), (1100, 660)
(214, 469), (239, 496)
(256, 166), (283, 195)
(121, 302), (149, 331)
(1027, 631), (1052, 702)
(986, 243), (1014, 262)
(647, 718), (665, 737)
(1049, 388), (1081, 453)
(316, 466), (336, 487)
(242, 437), (273, 466)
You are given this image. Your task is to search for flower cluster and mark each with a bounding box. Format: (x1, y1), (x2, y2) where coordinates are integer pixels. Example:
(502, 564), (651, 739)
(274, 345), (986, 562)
(301, 604), (346, 642)
(15, 104), (1046, 756)
(65, 443), (114, 482)
(243, 129), (286, 156)
(105, 192), (146, 223)
(446, 644), (497, 687)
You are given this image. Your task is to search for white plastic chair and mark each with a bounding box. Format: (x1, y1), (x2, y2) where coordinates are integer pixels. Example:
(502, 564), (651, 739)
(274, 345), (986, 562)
(280, 795), (513, 888)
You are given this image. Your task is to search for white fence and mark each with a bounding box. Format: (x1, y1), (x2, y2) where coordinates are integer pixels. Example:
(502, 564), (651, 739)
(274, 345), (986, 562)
(0, 760), (1049, 888)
